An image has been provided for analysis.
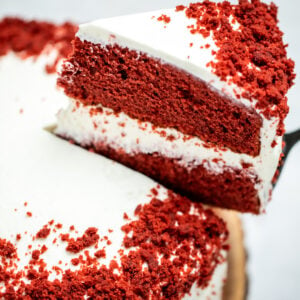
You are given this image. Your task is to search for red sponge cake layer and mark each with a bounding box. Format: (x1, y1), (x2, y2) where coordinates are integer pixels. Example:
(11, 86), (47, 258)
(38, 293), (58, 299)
(87, 141), (260, 213)
(58, 38), (262, 156)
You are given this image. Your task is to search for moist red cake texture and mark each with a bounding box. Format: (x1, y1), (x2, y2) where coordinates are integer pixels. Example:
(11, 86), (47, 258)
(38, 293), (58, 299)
(0, 17), (77, 73)
(58, 38), (262, 156)
(0, 191), (228, 299)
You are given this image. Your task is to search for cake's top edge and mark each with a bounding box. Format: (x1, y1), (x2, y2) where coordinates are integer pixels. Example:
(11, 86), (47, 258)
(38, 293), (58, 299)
(77, 0), (295, 134)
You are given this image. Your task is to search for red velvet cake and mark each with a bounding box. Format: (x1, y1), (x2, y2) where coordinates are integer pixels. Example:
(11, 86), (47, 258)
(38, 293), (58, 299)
(56, 0), (295, 213)
(0, 28), (233, 298)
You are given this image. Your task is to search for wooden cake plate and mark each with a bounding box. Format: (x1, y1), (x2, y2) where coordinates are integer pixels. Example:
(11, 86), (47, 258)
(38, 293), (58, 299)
(214, 209), (247, 300)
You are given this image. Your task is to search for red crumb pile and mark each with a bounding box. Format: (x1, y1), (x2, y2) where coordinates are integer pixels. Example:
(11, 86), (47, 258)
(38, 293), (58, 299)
(0, 191), (228, 299)
(157, 14), (171, 24)
(0, 239), (17, 259)
(36, 225), (51, 239)
(90, 141), (261, 213)
(0, 17), (77, 73)
(61, 227), (100, 253)
(176, 0), (295, 134)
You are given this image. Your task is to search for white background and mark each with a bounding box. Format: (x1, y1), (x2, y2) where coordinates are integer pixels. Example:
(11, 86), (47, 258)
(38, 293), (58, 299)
(0, 1), (299, 299)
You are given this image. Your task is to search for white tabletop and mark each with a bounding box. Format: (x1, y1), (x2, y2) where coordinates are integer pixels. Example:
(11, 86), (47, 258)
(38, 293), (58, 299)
(1, 1), (299, 299)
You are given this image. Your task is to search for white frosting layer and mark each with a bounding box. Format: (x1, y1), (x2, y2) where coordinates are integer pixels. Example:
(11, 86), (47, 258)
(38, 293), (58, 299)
(56, 99), (281, 212)
(0, 53), (226, 299)
(73, 7), (283, 211)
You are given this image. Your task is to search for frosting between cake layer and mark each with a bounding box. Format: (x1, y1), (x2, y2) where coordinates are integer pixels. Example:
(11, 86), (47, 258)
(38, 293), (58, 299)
(56, 98), (281, 212)
(0, 53), (227, 300)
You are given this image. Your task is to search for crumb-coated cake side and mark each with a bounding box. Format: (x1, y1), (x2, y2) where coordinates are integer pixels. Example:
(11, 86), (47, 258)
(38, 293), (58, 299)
(0, 26), (229, 299)
(56, 0), (295, 213)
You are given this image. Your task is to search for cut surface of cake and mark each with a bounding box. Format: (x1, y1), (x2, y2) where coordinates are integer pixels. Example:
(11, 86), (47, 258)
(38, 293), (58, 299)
(0, 20), (232, 299)
(56, 0), (295, 213)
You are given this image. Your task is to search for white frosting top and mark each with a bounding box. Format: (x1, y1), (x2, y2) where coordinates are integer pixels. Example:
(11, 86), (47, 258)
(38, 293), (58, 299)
(0, 53), (226, 299)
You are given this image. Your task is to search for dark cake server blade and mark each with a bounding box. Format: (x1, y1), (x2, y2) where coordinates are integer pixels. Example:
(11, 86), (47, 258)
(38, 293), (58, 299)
(274, 128), (300, 186)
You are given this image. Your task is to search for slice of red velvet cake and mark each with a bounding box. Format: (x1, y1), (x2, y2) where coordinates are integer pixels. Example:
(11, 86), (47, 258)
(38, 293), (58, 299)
(56, 0), (295, 213)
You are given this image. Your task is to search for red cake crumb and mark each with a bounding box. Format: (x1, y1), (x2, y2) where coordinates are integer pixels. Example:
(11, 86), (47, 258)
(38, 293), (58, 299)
(26, 211), (32, 217)
(55, 223), (63, 229)
(62, 227), (100, 254)
(41, 245), (48, 254)
(150, 187), (159, 196)
(93, 121), (98, 129)
(271, 140), (277, 148)
(178, 0), (295, 134)
(0, 192), (228, 298)
(60, 233), (69, 241)
(176, 5), (186, 12)
(241, 161), (253, 169)
(71, 257), (80, 266)
(157, 14), (171, 24)
(0, 17), (77, 73)
(0, 239), (17, 259)
(31, 250), (40, 260)
(95, 249), (106, 259)
(36, 225), (51, 239)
